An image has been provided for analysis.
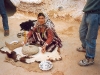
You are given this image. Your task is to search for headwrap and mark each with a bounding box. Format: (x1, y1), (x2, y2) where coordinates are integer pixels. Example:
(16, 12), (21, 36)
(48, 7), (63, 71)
(34, 12), (55, 31)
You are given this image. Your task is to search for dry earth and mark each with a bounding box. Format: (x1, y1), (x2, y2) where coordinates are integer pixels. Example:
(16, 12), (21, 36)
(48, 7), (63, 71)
(0, 12), (100, 75)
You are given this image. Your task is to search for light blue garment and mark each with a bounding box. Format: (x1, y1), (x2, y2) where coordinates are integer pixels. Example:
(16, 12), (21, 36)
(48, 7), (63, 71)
(79, 13), (100, 58)
(0, 0), (9, 30)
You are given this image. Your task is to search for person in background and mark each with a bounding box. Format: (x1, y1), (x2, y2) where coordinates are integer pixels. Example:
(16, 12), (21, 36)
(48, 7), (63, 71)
(0, 0), (9, 36)
(77, 0), (100, 66)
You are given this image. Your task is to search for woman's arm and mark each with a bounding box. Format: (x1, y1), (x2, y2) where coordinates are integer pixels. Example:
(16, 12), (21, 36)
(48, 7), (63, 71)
(42, 29), (54, 53)
(27, 27), (37, 39)
(44, 29), (54, 46)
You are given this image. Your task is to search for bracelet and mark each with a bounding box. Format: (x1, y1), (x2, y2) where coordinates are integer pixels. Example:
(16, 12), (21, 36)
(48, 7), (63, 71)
(43, 42), (48, 47)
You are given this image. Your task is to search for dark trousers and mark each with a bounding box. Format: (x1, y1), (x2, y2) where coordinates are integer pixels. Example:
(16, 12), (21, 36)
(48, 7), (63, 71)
(0, 0), (9, 30)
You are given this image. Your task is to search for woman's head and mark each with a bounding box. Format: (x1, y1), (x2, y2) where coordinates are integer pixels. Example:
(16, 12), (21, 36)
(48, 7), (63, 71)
(37, 13), (45, 25)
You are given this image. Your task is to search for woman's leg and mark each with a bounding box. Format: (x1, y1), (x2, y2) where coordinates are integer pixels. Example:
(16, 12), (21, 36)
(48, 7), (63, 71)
(46, 41), (56, 52)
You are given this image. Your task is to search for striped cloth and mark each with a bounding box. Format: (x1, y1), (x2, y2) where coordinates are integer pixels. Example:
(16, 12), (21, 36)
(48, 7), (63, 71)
(28, 25), (62, 52)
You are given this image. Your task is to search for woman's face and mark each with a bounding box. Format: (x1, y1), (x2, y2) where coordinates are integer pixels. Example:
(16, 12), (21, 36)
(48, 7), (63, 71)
(38, 16), (45, 25)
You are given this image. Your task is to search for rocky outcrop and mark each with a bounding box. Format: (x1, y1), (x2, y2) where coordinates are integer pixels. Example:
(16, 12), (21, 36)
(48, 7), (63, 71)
(9, 0), (86, 21)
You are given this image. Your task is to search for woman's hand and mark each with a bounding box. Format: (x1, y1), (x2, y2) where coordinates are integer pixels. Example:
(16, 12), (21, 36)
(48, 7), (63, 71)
(41, 46), (46, 53)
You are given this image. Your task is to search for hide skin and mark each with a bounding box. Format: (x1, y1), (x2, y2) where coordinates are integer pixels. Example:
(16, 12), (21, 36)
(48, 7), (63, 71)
(0, 45), (62, 63)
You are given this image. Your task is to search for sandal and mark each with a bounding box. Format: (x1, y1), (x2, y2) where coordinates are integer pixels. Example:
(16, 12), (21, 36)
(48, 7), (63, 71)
(79, 58), (94, 66)
(77, 47), (86, 52)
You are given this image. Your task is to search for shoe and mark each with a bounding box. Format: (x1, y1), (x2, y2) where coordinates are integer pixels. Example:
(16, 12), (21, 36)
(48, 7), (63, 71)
(77, 47), (86, 52)
(4, 30), (9, 36)
(79, 58), (94, 66)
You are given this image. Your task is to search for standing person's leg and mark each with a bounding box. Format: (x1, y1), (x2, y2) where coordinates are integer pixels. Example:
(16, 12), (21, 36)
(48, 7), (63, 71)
(85, 14), (99, 58)
(77, 13), (88, 52)
(79, 14), (100, 66)
(0, 0), (9, 36)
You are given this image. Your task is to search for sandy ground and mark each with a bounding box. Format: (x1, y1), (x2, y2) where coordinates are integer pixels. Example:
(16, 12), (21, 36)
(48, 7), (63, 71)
(0, 12), (100, 75)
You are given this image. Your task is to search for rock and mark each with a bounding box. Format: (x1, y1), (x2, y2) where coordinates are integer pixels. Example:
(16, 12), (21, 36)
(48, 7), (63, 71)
(10, 0), (20, 7)
(22, 45), (39, 56)
(9, 0), (86, 21)
(52, 71), (64, 75)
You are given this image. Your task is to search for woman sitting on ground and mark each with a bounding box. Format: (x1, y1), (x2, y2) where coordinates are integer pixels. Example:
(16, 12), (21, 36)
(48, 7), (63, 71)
(27, 13), (62, 53)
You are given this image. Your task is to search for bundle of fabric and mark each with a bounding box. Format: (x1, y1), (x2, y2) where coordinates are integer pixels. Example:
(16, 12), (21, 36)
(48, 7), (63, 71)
(17, 20), (37, 38)
(20, 20), (37, 31)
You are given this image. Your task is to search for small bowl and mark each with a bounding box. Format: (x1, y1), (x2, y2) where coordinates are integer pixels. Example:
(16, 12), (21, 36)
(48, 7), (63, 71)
(39, 61), (53, 71)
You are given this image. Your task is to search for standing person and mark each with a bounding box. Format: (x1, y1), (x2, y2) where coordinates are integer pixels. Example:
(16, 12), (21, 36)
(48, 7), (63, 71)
(0, 0), (9, 36)
(77, 0), (100, 66)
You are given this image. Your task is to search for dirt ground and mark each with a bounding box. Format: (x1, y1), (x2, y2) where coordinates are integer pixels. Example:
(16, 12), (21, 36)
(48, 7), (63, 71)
(0, 12), (100, 75)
